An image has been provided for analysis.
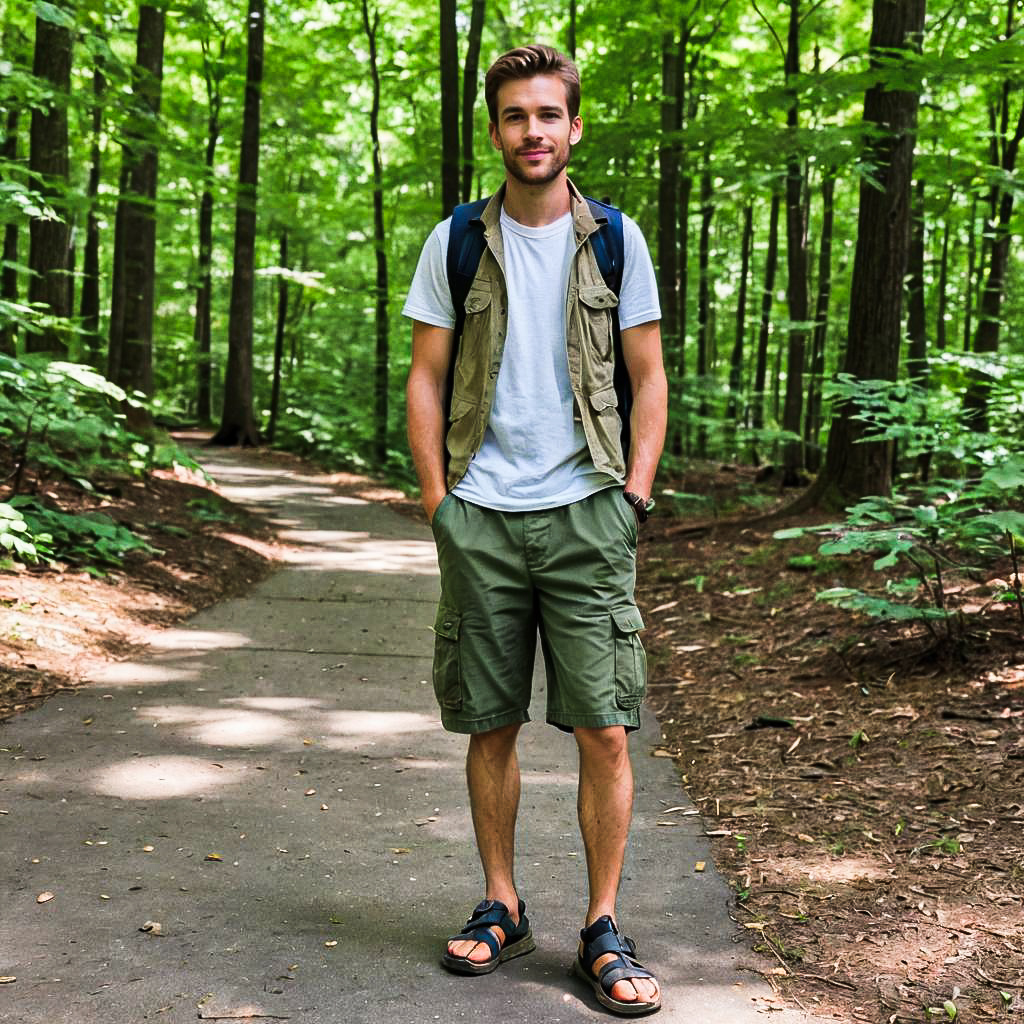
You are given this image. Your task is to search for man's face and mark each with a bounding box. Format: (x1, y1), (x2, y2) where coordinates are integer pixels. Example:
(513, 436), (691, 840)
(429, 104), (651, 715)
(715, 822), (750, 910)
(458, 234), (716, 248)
(488, 74), (583, 187)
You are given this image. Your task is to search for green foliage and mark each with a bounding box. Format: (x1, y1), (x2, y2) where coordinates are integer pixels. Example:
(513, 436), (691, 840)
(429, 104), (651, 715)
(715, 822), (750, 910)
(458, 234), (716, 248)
(0, 501), (51, 564)
(8, 496), (159, 575)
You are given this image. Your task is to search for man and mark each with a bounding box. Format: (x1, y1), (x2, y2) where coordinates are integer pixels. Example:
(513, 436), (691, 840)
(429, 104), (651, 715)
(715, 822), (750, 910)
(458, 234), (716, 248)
(403, 44), (666, 1017)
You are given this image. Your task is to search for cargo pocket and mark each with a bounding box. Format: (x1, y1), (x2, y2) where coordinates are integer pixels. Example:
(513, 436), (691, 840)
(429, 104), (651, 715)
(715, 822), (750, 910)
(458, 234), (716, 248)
(578, 284), (619, 361)
(432, 604), (463, 711)
(612, 606), (646, 710)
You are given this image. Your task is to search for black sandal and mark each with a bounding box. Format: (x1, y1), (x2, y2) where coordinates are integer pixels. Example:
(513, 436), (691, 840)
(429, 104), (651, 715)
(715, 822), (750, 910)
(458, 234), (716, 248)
(441, 898), (535, 975)
(573, 915), (661, 1016)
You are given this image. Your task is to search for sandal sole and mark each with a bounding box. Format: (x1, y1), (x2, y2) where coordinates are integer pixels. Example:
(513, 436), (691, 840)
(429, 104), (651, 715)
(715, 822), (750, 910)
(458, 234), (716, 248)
(441, 932), (536, 975)
(572, 957), (662, 1016)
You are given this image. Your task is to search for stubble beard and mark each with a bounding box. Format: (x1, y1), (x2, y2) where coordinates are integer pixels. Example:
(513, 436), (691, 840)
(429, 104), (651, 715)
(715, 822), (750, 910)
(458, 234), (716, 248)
(502, 144), (571, 187)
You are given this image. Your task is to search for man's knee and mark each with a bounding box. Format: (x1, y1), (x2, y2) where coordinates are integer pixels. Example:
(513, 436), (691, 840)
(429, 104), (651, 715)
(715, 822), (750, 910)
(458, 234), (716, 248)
(468, 721), (522, 756)
(574, 724), (629, 760)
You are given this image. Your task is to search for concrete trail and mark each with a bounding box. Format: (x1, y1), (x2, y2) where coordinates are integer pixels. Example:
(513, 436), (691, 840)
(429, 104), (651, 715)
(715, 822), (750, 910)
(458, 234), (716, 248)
(0, 449), (823, 1024)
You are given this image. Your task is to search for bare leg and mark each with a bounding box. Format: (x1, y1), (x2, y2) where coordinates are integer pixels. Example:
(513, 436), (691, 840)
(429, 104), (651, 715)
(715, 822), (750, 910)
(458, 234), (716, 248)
(575, 725), (660, 1006)
(448, 722), (522, 962)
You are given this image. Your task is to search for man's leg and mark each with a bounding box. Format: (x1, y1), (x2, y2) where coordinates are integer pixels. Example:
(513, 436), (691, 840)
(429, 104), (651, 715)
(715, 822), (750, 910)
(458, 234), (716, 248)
(448, 722), (523, 962)
(576, 725), (660, 1006)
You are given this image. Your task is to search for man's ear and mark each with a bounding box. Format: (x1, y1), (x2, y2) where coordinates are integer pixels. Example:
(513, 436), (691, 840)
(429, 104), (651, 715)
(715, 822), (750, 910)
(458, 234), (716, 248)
(569, 116), (583, 146)
(489, 122), (501, 151)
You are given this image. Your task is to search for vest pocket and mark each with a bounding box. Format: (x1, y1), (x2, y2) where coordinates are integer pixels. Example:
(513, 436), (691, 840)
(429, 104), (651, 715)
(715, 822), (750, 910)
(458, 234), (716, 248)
(577, 284), (619, 363)
(432, 604), (464, 710)
(612, 605), (646, 710)
(586, 386), (625, 471)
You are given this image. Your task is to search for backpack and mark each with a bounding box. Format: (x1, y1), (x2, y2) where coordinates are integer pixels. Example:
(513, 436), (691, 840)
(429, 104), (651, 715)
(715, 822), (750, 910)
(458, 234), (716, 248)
(444, 195), (632, 462)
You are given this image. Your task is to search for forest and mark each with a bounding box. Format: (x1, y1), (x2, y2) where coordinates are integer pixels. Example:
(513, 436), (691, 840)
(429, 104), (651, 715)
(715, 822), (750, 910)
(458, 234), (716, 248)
(3, 3), (1024, 1019)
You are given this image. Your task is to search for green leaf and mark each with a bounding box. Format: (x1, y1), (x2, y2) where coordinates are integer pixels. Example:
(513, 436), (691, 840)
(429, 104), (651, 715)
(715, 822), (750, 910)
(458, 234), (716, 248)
(33, 2), (75, 29)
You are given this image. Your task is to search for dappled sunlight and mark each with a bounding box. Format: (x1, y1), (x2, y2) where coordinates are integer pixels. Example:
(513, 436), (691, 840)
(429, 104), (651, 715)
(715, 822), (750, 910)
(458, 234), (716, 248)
(276, 538), (440, 574)
(519, 768), (579, 786)
(138, 704), (298, 747)
(92, 755), (250, 799)
(223, 696), (329, 711)
(147, 628), (252, 651)
(321, 709), (438, 737)
(88, 661), (203, 686)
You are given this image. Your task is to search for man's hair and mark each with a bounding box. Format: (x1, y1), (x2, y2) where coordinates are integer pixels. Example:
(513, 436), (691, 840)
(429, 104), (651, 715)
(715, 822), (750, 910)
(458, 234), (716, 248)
(484, 44), (581, 123)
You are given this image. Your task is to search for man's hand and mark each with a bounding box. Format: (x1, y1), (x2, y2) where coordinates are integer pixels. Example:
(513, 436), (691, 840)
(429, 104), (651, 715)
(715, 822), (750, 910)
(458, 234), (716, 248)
(422, 488), (448, 524)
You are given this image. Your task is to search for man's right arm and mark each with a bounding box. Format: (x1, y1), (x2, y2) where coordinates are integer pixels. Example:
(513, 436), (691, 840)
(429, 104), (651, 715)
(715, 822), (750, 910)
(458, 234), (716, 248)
(406, 320), (455, 523)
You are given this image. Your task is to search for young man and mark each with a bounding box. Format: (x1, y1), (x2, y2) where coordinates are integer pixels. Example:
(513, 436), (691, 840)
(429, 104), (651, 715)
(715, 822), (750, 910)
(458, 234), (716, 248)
(403, 44), (667, 1017)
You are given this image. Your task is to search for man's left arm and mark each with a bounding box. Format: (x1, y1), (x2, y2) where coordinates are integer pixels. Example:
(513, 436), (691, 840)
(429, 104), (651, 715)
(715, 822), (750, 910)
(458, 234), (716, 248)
(621, 319), (668, 502)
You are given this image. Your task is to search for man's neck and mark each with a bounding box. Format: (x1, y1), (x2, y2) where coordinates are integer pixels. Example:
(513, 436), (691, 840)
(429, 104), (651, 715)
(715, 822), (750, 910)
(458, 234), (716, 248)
(500, 174), (571, 227)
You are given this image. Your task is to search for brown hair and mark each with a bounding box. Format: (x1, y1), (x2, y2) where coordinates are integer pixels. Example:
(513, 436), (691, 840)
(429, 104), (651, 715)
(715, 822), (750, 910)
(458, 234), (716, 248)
(484, 44), (581, 123)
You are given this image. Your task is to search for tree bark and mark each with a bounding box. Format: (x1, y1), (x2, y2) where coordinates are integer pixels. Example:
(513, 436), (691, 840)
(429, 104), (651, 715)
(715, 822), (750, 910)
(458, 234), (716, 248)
(439, 0), (459, 218)
(935, 212), (949, 351)
(805, 169), (835, 470)
(0, 107), (20, 356)
(210, 0), (264, 447)
(79, 61), (105, 366)
(266, 227), (288, 445)
(695, 157), (713, 459)
(195, 32), (225, 425)
(726, 203), (754, 441)
(657, 31), (680, 378)
(460, 0), (485, 203)
(751, 190), (781, 461)
(798, 0), (926, 510)
(906, 177), (927, 382)
(567, 0), (576, 58)
(781, 0), (809, 485)
(26, 8), (73, 355)
(363, 0), (389, 464)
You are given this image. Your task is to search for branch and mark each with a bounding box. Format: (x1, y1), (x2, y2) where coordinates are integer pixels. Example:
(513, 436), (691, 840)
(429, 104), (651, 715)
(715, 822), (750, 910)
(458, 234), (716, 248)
(750, 0), (786, 62)
(799, 0), (830, 27)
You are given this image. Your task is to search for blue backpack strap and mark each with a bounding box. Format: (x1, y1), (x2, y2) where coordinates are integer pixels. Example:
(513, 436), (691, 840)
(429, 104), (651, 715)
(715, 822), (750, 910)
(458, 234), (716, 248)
(585, 196), (631, 462)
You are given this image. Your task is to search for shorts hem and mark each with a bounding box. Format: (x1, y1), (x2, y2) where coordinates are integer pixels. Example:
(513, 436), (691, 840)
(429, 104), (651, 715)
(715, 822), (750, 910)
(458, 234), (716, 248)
(546, 710), (642, 734)
(440, 708), (531, 735)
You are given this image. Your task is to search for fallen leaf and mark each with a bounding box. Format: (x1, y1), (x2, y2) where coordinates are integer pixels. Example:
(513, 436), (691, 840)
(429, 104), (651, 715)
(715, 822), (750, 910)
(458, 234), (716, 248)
(205, 853), (223, 862)
(797, 833), (814, 843)
(656, 820), (679, 826)
(414, 816), (437, 826)
(140, 920), (163, 935)
(304, 789), (316, 796)
(695, 861), (706, 872)
(0, 977), (16, 984)
(651, 749), (675, 758)
(36, 891), (55, 904)
(324, 940), (338, 948)
(391, 848), (411, 855)
(303, 738), (314, 746)
(142, 845), (155, 853)
(320, 804), (329, 811)
(82, 717), (93, 725)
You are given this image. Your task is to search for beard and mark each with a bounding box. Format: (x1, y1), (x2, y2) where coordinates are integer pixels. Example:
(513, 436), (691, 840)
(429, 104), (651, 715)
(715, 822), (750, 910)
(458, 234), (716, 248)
(501, 143), (571, 187)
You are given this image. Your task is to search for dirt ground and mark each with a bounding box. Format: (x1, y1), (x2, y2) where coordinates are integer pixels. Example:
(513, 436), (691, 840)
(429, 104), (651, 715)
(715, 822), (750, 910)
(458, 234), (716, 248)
(2, 450), (1022, 1022)
(638, 465), (1024, 1023)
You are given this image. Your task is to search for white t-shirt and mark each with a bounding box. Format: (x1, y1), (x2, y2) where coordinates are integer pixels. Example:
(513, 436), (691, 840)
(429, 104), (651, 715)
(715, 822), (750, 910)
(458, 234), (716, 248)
(402, 204), (660, 511)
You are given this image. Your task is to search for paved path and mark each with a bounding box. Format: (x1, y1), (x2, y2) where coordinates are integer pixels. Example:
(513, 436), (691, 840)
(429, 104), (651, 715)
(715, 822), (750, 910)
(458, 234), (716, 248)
(0, 449), (822, 1023)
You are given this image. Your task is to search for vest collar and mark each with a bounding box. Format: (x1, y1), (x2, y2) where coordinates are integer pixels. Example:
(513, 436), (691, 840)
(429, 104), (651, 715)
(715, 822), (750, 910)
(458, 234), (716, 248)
(477, 178), (601, 240)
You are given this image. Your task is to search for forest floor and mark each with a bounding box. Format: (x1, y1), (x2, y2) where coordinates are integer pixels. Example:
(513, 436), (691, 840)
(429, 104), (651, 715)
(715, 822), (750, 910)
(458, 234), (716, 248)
(2, 447), (1023, 1023)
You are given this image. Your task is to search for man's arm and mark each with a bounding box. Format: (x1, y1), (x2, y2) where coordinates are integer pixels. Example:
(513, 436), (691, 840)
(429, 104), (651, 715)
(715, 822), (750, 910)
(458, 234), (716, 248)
(407, 320), (455, 522)
(621, 319), (668, 503)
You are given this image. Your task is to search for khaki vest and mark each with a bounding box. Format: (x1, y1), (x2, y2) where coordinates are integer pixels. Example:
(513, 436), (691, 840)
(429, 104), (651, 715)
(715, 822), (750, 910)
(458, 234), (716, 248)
(445, 180), (626, 490)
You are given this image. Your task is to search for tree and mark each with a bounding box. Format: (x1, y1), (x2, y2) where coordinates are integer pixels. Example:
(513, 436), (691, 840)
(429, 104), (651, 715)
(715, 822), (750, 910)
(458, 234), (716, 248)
(799, 0), (927, 509)
(439, 0), (459, 218)
(460, 0), (485, 202)
(108, 5), (165, 431)
(211, 0), (265, 447)
(26, 3), (73, 355)
(79, 57), (105, 365)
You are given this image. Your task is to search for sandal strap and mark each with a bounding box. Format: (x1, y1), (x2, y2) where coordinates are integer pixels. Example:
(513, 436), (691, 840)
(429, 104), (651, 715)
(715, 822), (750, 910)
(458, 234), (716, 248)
(449, 898), (527, 959)
(579, 915), (656, 996)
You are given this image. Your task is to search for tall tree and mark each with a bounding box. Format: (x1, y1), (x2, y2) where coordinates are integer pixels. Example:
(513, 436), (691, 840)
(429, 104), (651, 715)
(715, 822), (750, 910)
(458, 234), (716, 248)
(805, 168), (836, 469)
(363, 0), (389, 464)
(0, 106), (20, 356)
(657, 30), (680, 381)
(750, 190), (781, 462)
(79, 58), (105, 365)
(726, 203), (754, 439)
(108, 5), (165, 431)
(963, 1), (1024, 430)
(194, 26), (227, 425)
(26, 3), (73, 355)
(799, 0), (927, 508)
(211, 0), (265, 446)
(439, 0), (459, 218)
(460, 0), (485, 202)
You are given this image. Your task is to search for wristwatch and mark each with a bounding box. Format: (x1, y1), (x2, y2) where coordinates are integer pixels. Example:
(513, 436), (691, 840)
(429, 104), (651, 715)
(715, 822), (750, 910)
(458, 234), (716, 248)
(622, 490), (655, 523)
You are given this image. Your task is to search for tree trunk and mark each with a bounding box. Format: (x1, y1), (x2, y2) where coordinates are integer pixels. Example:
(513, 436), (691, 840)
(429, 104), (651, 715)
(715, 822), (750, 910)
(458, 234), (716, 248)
(195, 33), (224, 425)
(657, 31), (680, 378)
(726, 203), (754, 441)
(363, 0), (389, 464)
(439, 0), (459, 218)
(79, 61), (105, 366)
(798, 0), (926, 510)
(781, 0), (809, 485)
(695, 157), (713, 459)
(0, 107), (20, 356)
(906, 177), (927, 382)
(962, 192), (977, 351)
(266, 227), (288, 445)
(460, 0), (485, 203)
(935, 212), (949, 351)
(567, 0), (576, 58)
(210, 0), (264, 447)
(26, 8), (72, 355)
(805, 170), (835, 470)
(751, 190), (781, 462)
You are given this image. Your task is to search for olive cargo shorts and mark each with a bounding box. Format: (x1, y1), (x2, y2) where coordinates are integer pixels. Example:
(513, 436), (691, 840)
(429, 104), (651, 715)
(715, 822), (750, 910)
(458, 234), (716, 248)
(429, 486), (647, 734)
